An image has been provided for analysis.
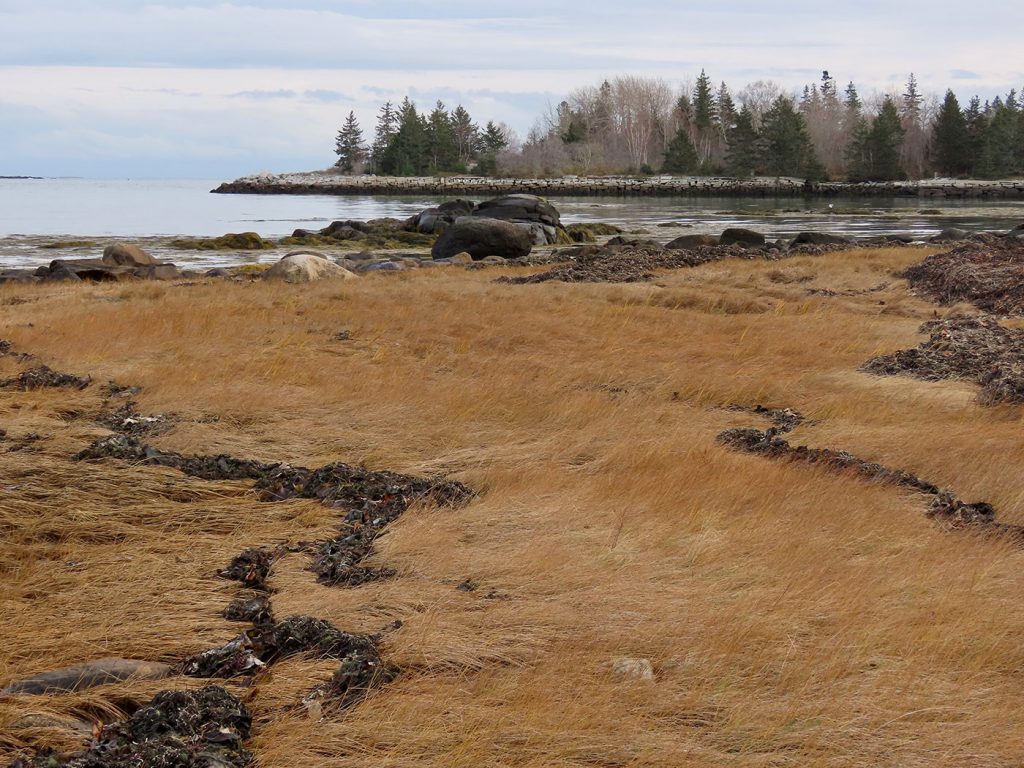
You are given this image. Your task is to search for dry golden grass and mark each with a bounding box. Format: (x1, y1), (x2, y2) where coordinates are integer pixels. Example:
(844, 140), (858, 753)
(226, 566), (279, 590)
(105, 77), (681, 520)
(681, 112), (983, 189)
(2, 247), (1024, 766)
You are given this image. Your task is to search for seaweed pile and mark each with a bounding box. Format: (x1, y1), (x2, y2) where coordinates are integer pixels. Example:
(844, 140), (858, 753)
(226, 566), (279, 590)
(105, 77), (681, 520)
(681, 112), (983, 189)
(862, 316), (1024, 405)
(903, 237), (1024, 315)
(717, 408), (1018, 538)
(0, 366), (91, 391)
(497, 241), (856, 285)
(9, 687), (253, 768)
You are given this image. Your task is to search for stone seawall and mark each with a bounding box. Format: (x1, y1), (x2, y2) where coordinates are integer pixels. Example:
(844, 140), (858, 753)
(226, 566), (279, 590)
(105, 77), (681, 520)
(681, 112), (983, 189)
(212, 172), (1024, 199)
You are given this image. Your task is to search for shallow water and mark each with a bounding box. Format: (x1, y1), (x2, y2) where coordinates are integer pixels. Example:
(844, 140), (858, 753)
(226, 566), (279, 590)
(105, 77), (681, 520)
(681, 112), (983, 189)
(1, 178), (1022, 270)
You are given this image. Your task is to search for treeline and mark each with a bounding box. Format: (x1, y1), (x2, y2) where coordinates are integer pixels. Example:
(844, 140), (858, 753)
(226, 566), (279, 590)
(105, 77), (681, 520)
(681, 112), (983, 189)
(334, 98), (511, 176)
(334, 72), (1024, 181)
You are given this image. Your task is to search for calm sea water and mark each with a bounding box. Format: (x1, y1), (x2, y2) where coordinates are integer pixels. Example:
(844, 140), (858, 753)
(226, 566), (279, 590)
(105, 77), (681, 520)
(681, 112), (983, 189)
(1, 178), (1022, 269)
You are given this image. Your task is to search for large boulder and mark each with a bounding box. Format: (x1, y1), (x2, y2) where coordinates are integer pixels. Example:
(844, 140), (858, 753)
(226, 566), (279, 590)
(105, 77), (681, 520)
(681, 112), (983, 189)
(790, 232), (852, 246)
(472, 194), (564, 244)
(666, 234), (719, 250)
(263, 252), (359, 283)
(321, 219), (371, 238)
(475, 194), (561, 226)
(720, 228), (766, 247)
(410, 199), (476, 234)
(102, 243), (159, 267)
(431, 218), (533, 261)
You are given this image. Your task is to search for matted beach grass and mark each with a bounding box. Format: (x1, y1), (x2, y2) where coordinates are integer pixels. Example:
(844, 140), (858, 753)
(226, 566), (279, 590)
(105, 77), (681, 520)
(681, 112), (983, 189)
(3, 247), (1024, 767)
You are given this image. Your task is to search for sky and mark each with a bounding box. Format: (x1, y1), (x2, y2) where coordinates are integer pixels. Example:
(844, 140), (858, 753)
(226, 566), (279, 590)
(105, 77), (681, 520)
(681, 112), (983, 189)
(1, 1), (1022, 178)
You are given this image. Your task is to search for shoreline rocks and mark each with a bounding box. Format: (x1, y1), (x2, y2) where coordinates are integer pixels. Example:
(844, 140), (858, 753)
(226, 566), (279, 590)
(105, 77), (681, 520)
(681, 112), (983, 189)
(213, 172), (1024, 199)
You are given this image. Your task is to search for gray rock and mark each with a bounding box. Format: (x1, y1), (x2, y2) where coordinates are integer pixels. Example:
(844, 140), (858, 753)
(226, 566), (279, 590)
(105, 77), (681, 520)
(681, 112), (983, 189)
(2, 658), (173, 695)
(40, 259), (173, 282)
(929, 228), (970, 243)
(790, 232), (852, 246)
(0, 270), (41, 284)
(475, 194), (561, 228)
(263, 252), (358, 283)
(135, 264), (182, 281)
(410, 199), (476, 234)
(666, 234), (719, 250)
(432, 218), (533, 260)
(102, 243), (159, 267)
(43, 263), (84, 282)
(720, 228), (766, 247)
(361, 261), (404, 272)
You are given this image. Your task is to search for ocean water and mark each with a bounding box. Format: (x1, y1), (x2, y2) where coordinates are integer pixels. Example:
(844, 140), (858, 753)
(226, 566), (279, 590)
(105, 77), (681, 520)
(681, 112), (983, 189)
(0, 177), (1022, 269)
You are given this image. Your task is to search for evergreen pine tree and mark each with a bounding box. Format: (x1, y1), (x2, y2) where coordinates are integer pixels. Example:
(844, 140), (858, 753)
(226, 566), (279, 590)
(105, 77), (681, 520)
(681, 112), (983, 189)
(900, 73), (928, 178)
(759, 96), (818, 177)
(450, 105), (480, 167)
(976, 97), (1020, 178)
(477, 121), (508, 176)
(867, 96), (905, 180)
(964, 95), (986, 173)
(425, 101), (459, 173)
(725, 106), (760, 177)
(661, 127), (699, 173)
(692, 70), (717, 165)
(334, 111), (366, 173)
(931, 90), (971, 176)
(369, 102), (398, 174)
(379, 98), (429, 176)
(717, 82), (737, 147)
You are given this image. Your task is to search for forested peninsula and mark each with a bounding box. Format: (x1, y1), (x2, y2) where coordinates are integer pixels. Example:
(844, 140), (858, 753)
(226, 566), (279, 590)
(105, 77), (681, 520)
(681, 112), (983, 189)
(348, 71), (1021, 180)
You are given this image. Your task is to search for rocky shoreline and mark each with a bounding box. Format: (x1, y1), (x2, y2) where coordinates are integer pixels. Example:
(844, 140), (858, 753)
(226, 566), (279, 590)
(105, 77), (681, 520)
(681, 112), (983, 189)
(213, 171), (1024, 199)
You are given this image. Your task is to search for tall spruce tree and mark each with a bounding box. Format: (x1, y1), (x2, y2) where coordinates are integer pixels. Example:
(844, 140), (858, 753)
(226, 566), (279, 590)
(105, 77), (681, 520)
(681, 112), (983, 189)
(692, 70), (717, 166)
(369, 102), (398, 173)
(378, 98), (429, 176)
(450, 105), (479, 167)
(426, 101), (459, 173)
(931, 90), (971, 176)
(759, 96), (819, 177)
(964, 95), (986, 172)
(661, 127), (699, 173)
(900, 73), (928, 178)
(976, 97), (1020, 178)
(477, 121), (508, 175)
(861, 96), (905, 181)
(725, 106), (760, 177)
(334, 111), (366, 173)
(717, 82), (737, 148)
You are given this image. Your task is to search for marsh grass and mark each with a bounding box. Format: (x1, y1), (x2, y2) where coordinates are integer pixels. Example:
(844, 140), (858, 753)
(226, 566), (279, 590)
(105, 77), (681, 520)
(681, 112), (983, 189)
(2, 247), (1023, 766)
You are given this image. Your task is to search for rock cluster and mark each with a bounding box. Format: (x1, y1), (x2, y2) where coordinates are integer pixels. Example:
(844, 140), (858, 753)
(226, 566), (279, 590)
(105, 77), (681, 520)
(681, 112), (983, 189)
(213, 171), (1024, 199)
(1, 244), (181, 284)
(411, 193), (568, 250)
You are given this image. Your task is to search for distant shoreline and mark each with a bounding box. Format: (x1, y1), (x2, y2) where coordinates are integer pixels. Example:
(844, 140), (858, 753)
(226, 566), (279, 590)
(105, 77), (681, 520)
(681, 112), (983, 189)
(213, 171), (1024, 199)
(0, 176), (44, 180)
